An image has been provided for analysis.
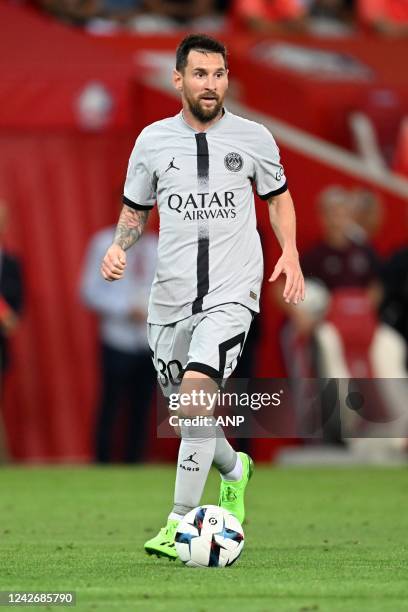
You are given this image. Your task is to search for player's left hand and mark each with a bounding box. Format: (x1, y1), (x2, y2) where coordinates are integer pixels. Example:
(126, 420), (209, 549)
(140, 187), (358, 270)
(269, 251), (305, 305)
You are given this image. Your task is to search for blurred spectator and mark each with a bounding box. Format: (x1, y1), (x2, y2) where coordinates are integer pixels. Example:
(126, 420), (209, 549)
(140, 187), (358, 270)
(80, 221), (158, 463)
(230, 0), (307, 34)
(38, 0), (101, 26)
(358, 0), (408, 36)
(278, 187), (368, 351)
(280, 187), (407, 453)
(278, 186), (387, 374)
(85, 0), (144, 33)
(381, 239), (408, 363)
(37, 0), (143, 29)
(291, 187), (407, 381)
(0, 200), (24, 462)
(308, 0), (355, 35)
(100, 0), (142, 21)
(36, 0), (225, 30)
(129, 0), (225, 33)
(301, 185), (382, 307)
(275, 186), (384, 345)
(347, 187), (383, 245)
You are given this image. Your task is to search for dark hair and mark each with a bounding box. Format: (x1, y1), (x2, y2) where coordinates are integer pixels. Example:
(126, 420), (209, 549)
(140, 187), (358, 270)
(176, 34), (228, 73)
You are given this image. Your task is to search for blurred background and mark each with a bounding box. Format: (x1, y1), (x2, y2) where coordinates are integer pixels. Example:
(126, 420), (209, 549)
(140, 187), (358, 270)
(1, 0), (408, 466)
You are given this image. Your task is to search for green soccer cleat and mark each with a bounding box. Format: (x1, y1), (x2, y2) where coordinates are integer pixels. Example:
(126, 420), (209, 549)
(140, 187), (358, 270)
(144, 518), (179, 560)
(218, 452), (254, 525)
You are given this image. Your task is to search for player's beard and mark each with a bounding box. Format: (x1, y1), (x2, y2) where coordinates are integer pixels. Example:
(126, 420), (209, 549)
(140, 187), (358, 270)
(185, 91), (223, 123)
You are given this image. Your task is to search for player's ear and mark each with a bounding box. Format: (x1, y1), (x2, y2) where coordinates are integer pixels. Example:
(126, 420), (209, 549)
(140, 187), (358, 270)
(172, 69), (183, 93)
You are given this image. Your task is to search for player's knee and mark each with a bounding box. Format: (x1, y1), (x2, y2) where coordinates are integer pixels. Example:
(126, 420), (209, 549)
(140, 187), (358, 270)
(182, 369), (210, 381)
(179, 369), (218, 418)
(178, 404), (207, 419)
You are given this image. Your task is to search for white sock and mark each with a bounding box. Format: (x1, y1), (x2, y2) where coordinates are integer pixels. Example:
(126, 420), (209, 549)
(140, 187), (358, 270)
(168, 512), (183, 522)
(172, 432), (216, 516)
(221, 453), (243, 481)
(213, 428), (237, 474)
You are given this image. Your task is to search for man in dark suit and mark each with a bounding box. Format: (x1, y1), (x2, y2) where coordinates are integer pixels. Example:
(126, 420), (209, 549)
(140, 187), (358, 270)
(0, 202), (24, 461)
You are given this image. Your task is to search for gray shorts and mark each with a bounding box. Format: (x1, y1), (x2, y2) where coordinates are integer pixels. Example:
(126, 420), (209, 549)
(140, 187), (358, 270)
(148, 303), (253, 395)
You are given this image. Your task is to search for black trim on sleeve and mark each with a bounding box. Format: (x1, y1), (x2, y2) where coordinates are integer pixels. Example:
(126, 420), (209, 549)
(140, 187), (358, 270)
(184, 362), (220, 384)
(122, 195), (154, 210)
(258, 181), (288, 201)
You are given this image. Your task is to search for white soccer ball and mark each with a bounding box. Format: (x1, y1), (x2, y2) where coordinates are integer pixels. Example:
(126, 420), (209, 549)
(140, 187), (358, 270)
(175, 505), (244, 568)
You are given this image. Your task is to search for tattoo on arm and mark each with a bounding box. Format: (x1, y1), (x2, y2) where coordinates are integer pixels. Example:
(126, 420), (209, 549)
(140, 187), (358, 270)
(113, 205), (149, 250)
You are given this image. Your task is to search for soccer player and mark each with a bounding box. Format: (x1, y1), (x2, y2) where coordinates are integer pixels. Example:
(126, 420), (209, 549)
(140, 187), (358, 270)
(101, 34), (304, 559)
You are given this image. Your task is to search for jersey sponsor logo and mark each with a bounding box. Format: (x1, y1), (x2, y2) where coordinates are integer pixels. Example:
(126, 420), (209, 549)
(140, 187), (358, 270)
(275, 166), (284, 181)
(224, 152), (243, 173)
(165, 157), (180, 172)
(167, 191), (237, 220)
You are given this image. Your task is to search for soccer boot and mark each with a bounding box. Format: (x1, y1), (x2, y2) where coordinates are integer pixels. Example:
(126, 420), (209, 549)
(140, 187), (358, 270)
(144, 518), (179, 560)
(218, 452), (254, 524)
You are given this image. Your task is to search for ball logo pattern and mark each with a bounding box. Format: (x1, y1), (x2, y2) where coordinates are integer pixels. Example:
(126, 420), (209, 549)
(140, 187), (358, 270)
(175, 505), (245, 568)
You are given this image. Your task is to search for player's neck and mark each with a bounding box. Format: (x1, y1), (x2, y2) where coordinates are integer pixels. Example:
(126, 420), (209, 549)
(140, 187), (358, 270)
(181, 107), (224, 133)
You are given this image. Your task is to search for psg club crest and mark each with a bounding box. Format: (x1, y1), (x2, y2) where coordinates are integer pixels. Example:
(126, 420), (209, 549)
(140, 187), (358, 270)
(224, 152), (243, 172)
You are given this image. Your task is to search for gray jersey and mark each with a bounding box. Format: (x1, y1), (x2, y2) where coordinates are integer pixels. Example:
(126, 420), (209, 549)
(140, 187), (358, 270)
(123, 108), (287, 325)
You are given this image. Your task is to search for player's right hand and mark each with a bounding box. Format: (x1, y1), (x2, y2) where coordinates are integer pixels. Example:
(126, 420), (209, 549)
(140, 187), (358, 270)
(101, 244), (126, 281)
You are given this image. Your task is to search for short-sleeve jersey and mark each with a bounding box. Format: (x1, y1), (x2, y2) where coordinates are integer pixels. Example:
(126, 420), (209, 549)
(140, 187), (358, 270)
(123, 108), (287, 325)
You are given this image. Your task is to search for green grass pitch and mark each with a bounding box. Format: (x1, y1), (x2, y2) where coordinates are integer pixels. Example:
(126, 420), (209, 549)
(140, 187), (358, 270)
(1, 466), (408, 611)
